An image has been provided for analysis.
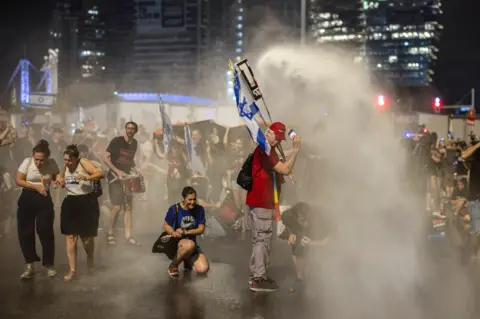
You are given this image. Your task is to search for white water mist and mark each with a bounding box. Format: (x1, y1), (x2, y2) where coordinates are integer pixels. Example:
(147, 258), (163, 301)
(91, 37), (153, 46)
(255, 45), (474, 319)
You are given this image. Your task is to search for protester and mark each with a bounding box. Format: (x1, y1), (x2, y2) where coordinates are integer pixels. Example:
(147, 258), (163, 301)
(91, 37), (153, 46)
(104, 121), (140, 246)
(60, 144), (104, 281)
(163, 186), (209, 277)
(15, 140), (60, 279)
(246, 122), (301, 292)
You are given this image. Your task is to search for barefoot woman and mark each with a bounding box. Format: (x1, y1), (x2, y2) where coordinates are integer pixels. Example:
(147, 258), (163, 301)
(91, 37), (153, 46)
(61, 144), (104, 281)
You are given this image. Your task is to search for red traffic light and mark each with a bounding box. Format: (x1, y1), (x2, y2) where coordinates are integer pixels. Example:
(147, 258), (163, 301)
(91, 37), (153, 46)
(433, 97), (442, 112)
(376, 95), (388, 110)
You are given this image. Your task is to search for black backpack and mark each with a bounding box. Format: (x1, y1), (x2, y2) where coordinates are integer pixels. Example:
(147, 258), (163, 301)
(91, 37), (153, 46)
(236, 153), (255, 191)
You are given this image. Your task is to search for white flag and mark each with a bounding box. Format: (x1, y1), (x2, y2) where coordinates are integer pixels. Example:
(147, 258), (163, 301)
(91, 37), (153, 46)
(28, 93), (55, 108)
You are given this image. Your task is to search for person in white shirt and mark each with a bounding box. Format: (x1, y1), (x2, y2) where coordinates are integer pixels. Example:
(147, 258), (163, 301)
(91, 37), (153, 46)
(15, 140), (60, 280)
(60, 144), (104, 281)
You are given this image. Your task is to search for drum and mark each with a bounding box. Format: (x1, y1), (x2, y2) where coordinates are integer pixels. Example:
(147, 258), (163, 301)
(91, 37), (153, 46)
(215, 190), (243, 228)
(122, 175), (146, 195)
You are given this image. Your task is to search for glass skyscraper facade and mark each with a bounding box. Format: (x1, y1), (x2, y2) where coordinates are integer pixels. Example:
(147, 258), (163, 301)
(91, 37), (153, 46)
(364, 0), (442, 86)
(310, 0), (443, 87)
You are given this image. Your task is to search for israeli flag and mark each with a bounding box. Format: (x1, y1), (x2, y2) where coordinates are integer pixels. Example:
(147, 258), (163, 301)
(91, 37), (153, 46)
(233, 68), (271, 155)
(184, 125), (193, 165)
(159, 97), (173, 154)
(27, 92), (55, 108)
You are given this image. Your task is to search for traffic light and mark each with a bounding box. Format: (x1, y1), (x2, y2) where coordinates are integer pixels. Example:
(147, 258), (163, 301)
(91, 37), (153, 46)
(376, 95), (388, 111)
(433, 97), (442, 113)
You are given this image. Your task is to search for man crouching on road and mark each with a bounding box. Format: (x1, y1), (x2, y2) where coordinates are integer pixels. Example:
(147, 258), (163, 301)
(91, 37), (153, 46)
(247, 122), (301, 292)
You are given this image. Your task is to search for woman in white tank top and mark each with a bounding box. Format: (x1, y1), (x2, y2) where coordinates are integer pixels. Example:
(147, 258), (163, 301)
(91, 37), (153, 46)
(59, 144), (104, 281)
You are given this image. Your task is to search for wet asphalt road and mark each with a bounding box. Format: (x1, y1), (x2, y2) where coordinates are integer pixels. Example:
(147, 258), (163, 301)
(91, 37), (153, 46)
(1, 205), (480, 319)
(0, 221), (305, 319)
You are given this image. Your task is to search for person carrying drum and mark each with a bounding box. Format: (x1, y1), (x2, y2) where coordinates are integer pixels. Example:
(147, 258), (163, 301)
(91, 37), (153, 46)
(104, 121), (140, 246)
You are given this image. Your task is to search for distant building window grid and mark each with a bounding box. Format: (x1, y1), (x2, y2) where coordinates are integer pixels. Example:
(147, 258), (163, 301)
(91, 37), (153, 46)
(309, 0), (441, 86)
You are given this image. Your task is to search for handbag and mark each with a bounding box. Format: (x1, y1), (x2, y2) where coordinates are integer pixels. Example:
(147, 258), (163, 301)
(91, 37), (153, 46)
(79, 159), (103, 198)
(152, 203), (180, 259)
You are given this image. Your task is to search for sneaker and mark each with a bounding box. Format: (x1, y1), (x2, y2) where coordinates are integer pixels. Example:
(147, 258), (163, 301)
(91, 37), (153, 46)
(248, 275), (254, 285)
(249, 277), (278, 292)
(432, 211), (447, 219)
(168, 264), (179, 278)
(46, 267), (57, 278)
(20, 264), (35, 280)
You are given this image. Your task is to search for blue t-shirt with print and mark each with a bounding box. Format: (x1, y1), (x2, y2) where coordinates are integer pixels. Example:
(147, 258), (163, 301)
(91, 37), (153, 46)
(164, 203), (206, 242)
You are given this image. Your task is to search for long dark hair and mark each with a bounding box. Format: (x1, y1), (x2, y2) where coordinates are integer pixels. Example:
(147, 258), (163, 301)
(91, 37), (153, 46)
(63, 144), (80, 158)
(32, 139), (51, 158)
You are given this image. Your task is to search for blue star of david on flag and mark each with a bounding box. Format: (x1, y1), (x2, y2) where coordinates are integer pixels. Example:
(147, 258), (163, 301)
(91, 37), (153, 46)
(232, 67), (271, 155)
(238, 97), (260, 121)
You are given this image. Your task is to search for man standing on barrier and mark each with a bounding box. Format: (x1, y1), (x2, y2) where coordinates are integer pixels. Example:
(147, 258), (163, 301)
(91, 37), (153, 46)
(247, 122), (301, 292)
(104, 121), (141, 246)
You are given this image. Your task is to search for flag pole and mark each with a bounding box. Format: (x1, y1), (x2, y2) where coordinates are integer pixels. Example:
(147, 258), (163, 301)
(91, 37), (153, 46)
(233, 59), (294, 183)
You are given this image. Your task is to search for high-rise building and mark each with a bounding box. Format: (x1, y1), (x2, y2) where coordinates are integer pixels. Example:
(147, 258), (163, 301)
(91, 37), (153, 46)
(364, 0), (443, 86)
(199, 0), (240, 100)
(243, 0), (303, 53)
(105, 0), (136, 89)
(49, 1), (80, 86)
(78, 2), (107, 80)
(123, 0), (210, 94)
(309, 0), (443, 87)
(49, 0), (108, 84)
(309, 0), (364, 58)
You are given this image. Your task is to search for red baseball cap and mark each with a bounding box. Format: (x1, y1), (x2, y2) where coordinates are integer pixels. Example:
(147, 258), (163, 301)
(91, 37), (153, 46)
(269, 122), (286, 141)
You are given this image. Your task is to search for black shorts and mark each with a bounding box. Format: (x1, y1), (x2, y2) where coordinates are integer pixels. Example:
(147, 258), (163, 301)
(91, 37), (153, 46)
(168, 243), (203, 265)
(108, 181), (133, 207)
(61, 193), (100, 237)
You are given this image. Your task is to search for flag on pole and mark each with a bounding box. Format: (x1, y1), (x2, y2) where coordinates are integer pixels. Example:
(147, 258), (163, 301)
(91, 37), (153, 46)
(230, 61), (271, 155)
(230, 60), (280, 221)
(159, 97), (173, 154)
(184, 125), (193, 168)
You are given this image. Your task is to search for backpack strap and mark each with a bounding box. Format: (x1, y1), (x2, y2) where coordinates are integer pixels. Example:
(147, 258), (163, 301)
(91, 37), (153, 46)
(173, 203), (179, 230)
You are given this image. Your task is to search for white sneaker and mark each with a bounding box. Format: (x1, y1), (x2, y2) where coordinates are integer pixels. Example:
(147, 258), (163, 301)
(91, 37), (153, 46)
(46, 267), (57, 278)
(432, 211), (447, 219)
(20, 265), (35, 280)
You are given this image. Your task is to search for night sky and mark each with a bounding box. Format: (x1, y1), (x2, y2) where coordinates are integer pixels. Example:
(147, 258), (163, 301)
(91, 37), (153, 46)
(0, 0), (478, 105)
(0, 0), (55, 95)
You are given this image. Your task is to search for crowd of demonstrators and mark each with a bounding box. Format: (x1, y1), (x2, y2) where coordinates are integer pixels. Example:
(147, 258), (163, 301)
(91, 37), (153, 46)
(0, 117), (262, 236)
(0, 115), (312, 288)
(406, 125), (480, 264)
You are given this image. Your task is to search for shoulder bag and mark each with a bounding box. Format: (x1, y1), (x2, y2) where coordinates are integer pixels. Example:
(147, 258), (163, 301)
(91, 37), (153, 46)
(152, 203), (180, 260)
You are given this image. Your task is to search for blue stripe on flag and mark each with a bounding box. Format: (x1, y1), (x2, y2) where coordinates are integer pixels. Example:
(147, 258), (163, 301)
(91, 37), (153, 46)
(159, 98), (173, 154)
(233, 68), (271, 155)
(184, 125), (193, 164)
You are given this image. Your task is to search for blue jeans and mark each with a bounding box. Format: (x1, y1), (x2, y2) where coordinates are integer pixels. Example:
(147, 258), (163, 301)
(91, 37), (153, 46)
(468, 200), (480, 234)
